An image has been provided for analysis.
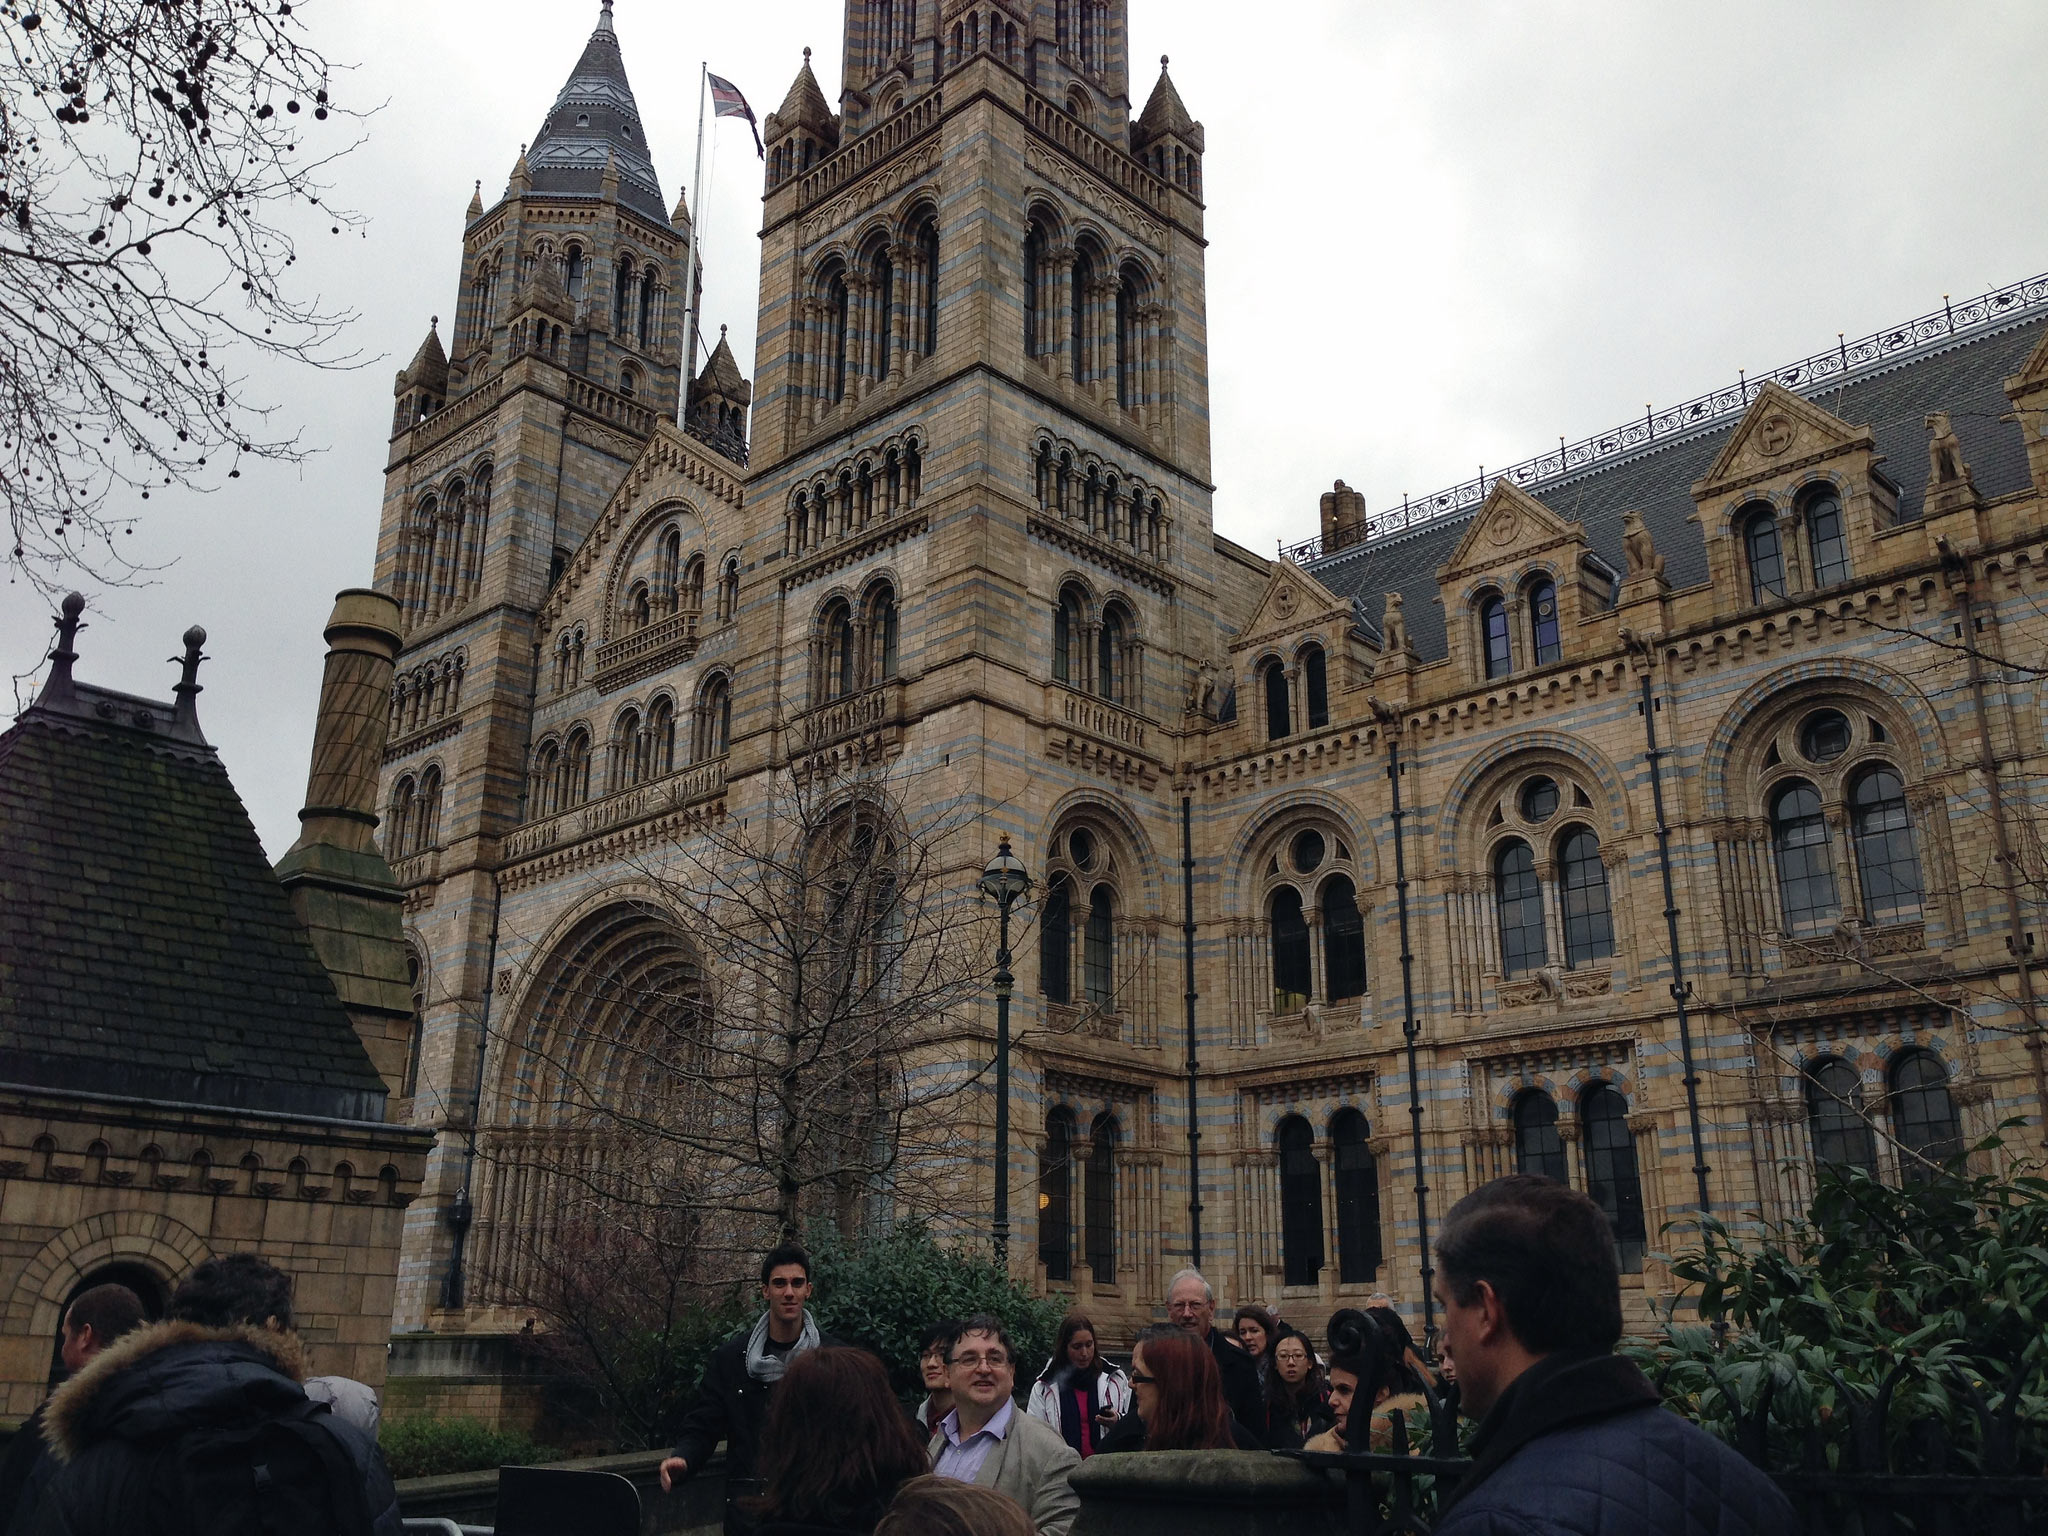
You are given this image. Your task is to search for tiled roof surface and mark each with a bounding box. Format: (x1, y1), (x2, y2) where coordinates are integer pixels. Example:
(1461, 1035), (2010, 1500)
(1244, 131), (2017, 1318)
(0, 705), (389, 1122)
(1305, 313), (2048, 660)
(526, 7), (669, 224)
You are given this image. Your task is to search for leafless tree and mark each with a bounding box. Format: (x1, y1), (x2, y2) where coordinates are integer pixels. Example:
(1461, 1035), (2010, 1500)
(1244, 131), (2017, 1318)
(1, 0), (364, 591)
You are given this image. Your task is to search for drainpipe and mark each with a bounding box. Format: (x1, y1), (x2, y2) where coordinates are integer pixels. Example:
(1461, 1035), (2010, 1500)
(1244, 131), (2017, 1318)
(1182, 793), (1203, 1269)
(1385, 734), (1436, 1349)
(1944, 548), (2048, 1144)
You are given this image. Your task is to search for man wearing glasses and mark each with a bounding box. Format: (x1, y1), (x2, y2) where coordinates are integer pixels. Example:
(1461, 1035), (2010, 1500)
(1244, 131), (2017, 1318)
(927, 1314), (1080, 1536)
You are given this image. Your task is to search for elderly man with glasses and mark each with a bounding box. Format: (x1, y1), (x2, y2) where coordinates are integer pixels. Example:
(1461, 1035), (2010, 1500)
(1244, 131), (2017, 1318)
(926, 1314), (1080, 1536)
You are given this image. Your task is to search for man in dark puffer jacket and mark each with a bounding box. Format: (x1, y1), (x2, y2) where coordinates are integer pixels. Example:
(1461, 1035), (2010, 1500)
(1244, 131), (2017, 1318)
(1429, 1177), (1794, 1536)
(26, 1255), (400, 1536)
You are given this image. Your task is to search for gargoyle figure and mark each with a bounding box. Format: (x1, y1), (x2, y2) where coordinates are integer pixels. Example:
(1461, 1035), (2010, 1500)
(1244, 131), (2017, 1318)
(1622, 510), (1665, 580)
(1381, 592), (1411, 655)
(1926, 412), (1974, 488)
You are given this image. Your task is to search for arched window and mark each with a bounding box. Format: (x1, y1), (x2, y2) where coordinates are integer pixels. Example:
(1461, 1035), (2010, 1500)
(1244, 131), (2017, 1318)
(695, 675), (732, 761)
(1332, 1109), (1380, 1284)
(389, 776), (417, 859)
(1084, 885), (1115, 1008)
(416, 767), (442, 852)
(1495, 839), (1546, 975)
(1480, 595), (1512, 679)
(1052, 588), (1084, 686)
(872, 247), (895, 382)
(1270, 886), (1310, 1013)
(1744, 505), (1785, 604)
(639, 266), (657, 348)
(1023, 224), (1045, 359)
(1513, 1090), (1568, 1183)
(647, 697), (676, 778)
(565, 244), (585, 300)
(917, 214), (940, 356)
(402, 951), (425, 1099)
(613, 254), (634, 336)
(1039, 1107), (1074, 1283)
(1850, 765), (1922, 923)
(1263, 658), (1291, 741)
(1528, 579), (1561, 666)
(822, 600), (856, 701)
(1805, 1057), (1878, 1176)
(1084, 1113), (1117, 1282)
(1581, 1084), (1646, 1273)
(827, 266), (852, 403)
(1889, 1049), (1961, 1180)
(1069, 244), (1093, 383)
(683, 554), (706, 615)
(1116, 267), (1140, 410)
(720, 557), (741, 622)
(1323, 874), (1367, 1001)
(1558, 828), (1614, 969)
(528, 743), (559, 820)
(630, 583), (652, 631)
(1040, 876), (1072, 1004)
(658, 528), (682, 611)
(867, 586), (900, 683)
(1302, 644), (1330, 730)
(1806, 488), (1850, 588)
(1276, 1116), (1324, 1287)
(611, 708), (644, 793)
(1097, 604), (1126, 703)
(1772, 782), (1840, 935)
(561, 728), (592, 809)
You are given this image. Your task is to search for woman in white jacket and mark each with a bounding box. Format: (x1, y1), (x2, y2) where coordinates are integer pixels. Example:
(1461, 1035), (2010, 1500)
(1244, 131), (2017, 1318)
(1026, 1312), (1132, 1458)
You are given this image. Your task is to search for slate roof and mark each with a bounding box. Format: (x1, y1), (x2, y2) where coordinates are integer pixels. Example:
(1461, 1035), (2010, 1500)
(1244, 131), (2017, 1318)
(524, 1), (669, 224)
(0, 640), (389, 1123)
(1304, 310), (2048, 661)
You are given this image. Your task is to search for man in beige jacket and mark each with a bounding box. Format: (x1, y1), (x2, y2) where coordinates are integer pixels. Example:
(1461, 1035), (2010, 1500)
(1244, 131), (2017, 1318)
(926, 1315), (1080, 1536)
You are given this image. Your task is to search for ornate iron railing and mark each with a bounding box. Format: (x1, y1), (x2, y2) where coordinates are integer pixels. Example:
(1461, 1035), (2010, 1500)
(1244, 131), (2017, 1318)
(683, 418), (750, 467)
(1280, 272), (2048, 566)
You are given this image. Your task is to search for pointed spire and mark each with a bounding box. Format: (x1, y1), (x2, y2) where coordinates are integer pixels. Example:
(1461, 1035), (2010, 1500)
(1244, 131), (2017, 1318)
(524, 0), (670, 221)
(508, 145), (532, 197)
(671, 185), (691, 226)
(773, 47), (839, 142)
(697, 324), (748, 398)
(35, 593), (86, 711)
(595, 0), (614, 36)
(466, 180), (484, 221)
(403, 320), (450, 394)
(1136, 55), (1203, 151)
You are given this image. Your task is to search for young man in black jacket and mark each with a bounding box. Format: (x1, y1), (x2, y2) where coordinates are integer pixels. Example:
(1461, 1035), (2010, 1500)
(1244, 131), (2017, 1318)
(1429, 1177), (1794, 1536)
(0, 1285), (145, 1535)
(660, 1244), (842, 1536)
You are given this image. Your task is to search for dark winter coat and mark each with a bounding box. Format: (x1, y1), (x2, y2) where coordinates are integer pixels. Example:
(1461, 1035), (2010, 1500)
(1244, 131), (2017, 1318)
(0, 1405), (52, 1535)
(1203, 1328), (1267, 1449)
(24, 1319), (400, 1536)
(669, 1325), (847, 1533)
(1093, 1409), (1262, 1454)
(1432, 1352), (1796, 1536)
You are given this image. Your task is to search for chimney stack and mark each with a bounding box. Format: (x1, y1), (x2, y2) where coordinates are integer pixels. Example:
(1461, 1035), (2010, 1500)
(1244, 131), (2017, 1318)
(290, 589), (403, 855)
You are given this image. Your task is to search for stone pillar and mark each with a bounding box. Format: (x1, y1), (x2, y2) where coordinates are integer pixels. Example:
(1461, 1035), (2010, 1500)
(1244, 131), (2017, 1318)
(275, 590), (415, 1105)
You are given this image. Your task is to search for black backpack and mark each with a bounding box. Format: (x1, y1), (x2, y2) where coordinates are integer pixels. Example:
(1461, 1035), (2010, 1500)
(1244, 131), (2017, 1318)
(147, 1398), (374, 1536)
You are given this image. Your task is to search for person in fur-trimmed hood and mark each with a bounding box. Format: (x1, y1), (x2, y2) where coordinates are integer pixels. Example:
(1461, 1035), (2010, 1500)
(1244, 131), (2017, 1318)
(25, 1255), (400, 1536)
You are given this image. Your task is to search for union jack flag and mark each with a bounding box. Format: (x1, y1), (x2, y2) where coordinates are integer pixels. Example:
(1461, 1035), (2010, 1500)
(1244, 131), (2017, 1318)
(708, 73), (763, 159)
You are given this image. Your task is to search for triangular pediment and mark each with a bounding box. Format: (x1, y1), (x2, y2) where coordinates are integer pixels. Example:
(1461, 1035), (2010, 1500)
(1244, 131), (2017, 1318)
(1696, 381), (1873, 493)
(1230, 561), (1349, 653)
(2005, 325), (2048, 400)
(1439, 479), (1581, 579)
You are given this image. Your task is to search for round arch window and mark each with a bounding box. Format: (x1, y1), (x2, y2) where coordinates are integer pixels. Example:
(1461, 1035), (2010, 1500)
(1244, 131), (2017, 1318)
(1068, 828), (1097, 871)
(1291, 829), (1326, 874)
(1800, 710), (1851, 764)
(1520, 777), (1560, 823)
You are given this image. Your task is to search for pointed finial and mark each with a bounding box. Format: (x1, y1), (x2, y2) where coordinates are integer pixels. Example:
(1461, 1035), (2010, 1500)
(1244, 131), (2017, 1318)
(596, 0), (615, 35)
(1161, 54), (1170, 72)
(804, 46), (813, 63)
(40, 592), (86, 708)
(430, 315), (440, 330)
(721, 323), (729, 337)
(172, 625), (208, 734)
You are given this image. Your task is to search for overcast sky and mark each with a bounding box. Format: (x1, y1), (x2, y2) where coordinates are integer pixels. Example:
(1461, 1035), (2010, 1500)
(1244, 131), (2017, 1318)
(6, 0), (2046, 858)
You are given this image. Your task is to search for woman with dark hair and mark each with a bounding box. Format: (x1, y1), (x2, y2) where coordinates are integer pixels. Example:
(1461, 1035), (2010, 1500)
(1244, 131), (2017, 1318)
(1098, 1327), (1260, 1453)
(875, 1476), (1035, 1536)
(1231, 1305), (1276, 1366)
(1304, 1311), (1427, 1454)
(749, 1348), (933, 1536)
(1364, 1301), (1438, 1398)
(1259, 1325), (1332, 1449)
(1025, 1312), (1130, 1457)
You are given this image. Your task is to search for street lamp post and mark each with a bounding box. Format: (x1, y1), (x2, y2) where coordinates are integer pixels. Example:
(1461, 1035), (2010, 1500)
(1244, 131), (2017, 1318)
(979, 836), (1031, 1270)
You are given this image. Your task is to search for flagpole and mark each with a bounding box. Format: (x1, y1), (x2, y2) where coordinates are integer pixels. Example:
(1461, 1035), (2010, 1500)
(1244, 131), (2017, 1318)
(682, 62), (708, 418)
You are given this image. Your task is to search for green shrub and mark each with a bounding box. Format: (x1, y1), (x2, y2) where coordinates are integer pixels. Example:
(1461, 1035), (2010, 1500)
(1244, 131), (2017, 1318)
(808, 1223), (1067, 1401)
(379, 1415), (559, 1481)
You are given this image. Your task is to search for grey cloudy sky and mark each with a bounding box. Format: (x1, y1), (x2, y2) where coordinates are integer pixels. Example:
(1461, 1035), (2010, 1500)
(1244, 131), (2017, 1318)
(6, 0), (2045, 858)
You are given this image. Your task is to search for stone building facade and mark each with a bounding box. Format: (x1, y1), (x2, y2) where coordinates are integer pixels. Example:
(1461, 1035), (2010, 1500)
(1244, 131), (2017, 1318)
(373, 0), (2048, 1369)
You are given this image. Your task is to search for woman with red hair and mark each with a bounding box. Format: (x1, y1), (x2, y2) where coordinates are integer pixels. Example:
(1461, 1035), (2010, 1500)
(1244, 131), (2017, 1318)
(748, 1347), (934, 1535)
(1097, 1326), (1262, 1453)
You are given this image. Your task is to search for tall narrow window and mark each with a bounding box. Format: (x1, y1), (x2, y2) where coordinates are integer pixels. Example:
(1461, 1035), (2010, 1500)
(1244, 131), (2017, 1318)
(1323, 875), (1367, 1001)
(1581, 1084), (1646, 1273)
(1270, 887), (1311, 1012)
(1495, 840), (1547, 976)
(1097, 606), (1127, 703)
(614, 254), (633, 336)
(1041, 877), (1073, 1004)
(919, 216), (940, 356)
(1085, 1114), (1117, 1282)
(1805, 1058), (1878, 1176)
(1850, 766), (1923, 923)
(647, 697), (676, 777)
(1481, 596), (1512, 678)
(1023, 227), (1043, 359)
(1263, 659), (1291, 741)
(868, 587), (900, 684)
(402, 953), (425, 1099)
(823, 602), (856, 701)
(1069, 246), (1092, 383)
(1332, 1109), (1380, 1284)
(1513, 1090), (1568, 1183)
(1039, 1107), (1074, 1283)
(1053, 590), (1083, 686)
(1889, 1049), (1961, 1180)
(1772, 782), (1840, 934)
(830, 271), (852, 403)
(611, 709), (644, 793)
(1115, 273), (1134, 409)
(1084, 885), (1115, 1007)
(1745, 506), (1785, 604)
(565, 244), (585, 300)
(1277, 1116), (1324, 1288)
(1303, 645), (1330, 730)
(874, 251), (895, 381)
(1806, 489), (1850, 588)
(1528, 579), (1561, 666)
(1559, 828), (1615, 968)
(639, 267), (657, 347)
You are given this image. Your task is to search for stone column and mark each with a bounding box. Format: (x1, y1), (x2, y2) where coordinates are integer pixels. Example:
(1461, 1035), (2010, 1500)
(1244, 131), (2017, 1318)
(803, 300), (825, 427)
(1052, 246), (1077, 382)
(889, 244), (912, 382)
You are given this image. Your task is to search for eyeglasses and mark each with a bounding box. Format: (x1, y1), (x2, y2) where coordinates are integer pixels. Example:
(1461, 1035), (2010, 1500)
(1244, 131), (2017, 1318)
(1128, 1370), (1156, 1385)
(950, 1353), (1010, 1370)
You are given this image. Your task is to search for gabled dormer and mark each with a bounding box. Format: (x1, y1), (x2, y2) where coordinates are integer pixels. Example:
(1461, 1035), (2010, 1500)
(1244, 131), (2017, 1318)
(1690, 381), (1899, 611)
(1437, 480), (1598, 686)
(1229, 562), (1363, 743)
(2004, 326), (2048, 496)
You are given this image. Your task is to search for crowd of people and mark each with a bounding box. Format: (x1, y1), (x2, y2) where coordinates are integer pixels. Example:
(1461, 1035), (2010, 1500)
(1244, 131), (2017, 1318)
(0, 1177), (1794, 1535)
(664, 1177), (1796, 1536)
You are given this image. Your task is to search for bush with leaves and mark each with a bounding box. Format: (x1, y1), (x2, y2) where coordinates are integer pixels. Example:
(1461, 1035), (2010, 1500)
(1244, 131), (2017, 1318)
(807, 1223), (1066, 1402)
(1630, 1138), (2048, 1476)
(379, 1416), (557, 1481)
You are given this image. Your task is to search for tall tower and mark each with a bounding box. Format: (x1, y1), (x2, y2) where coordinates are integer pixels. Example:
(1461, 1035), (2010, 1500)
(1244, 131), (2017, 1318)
(374, 1), (737, 1326)
(746, 1), (1235, 1291)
